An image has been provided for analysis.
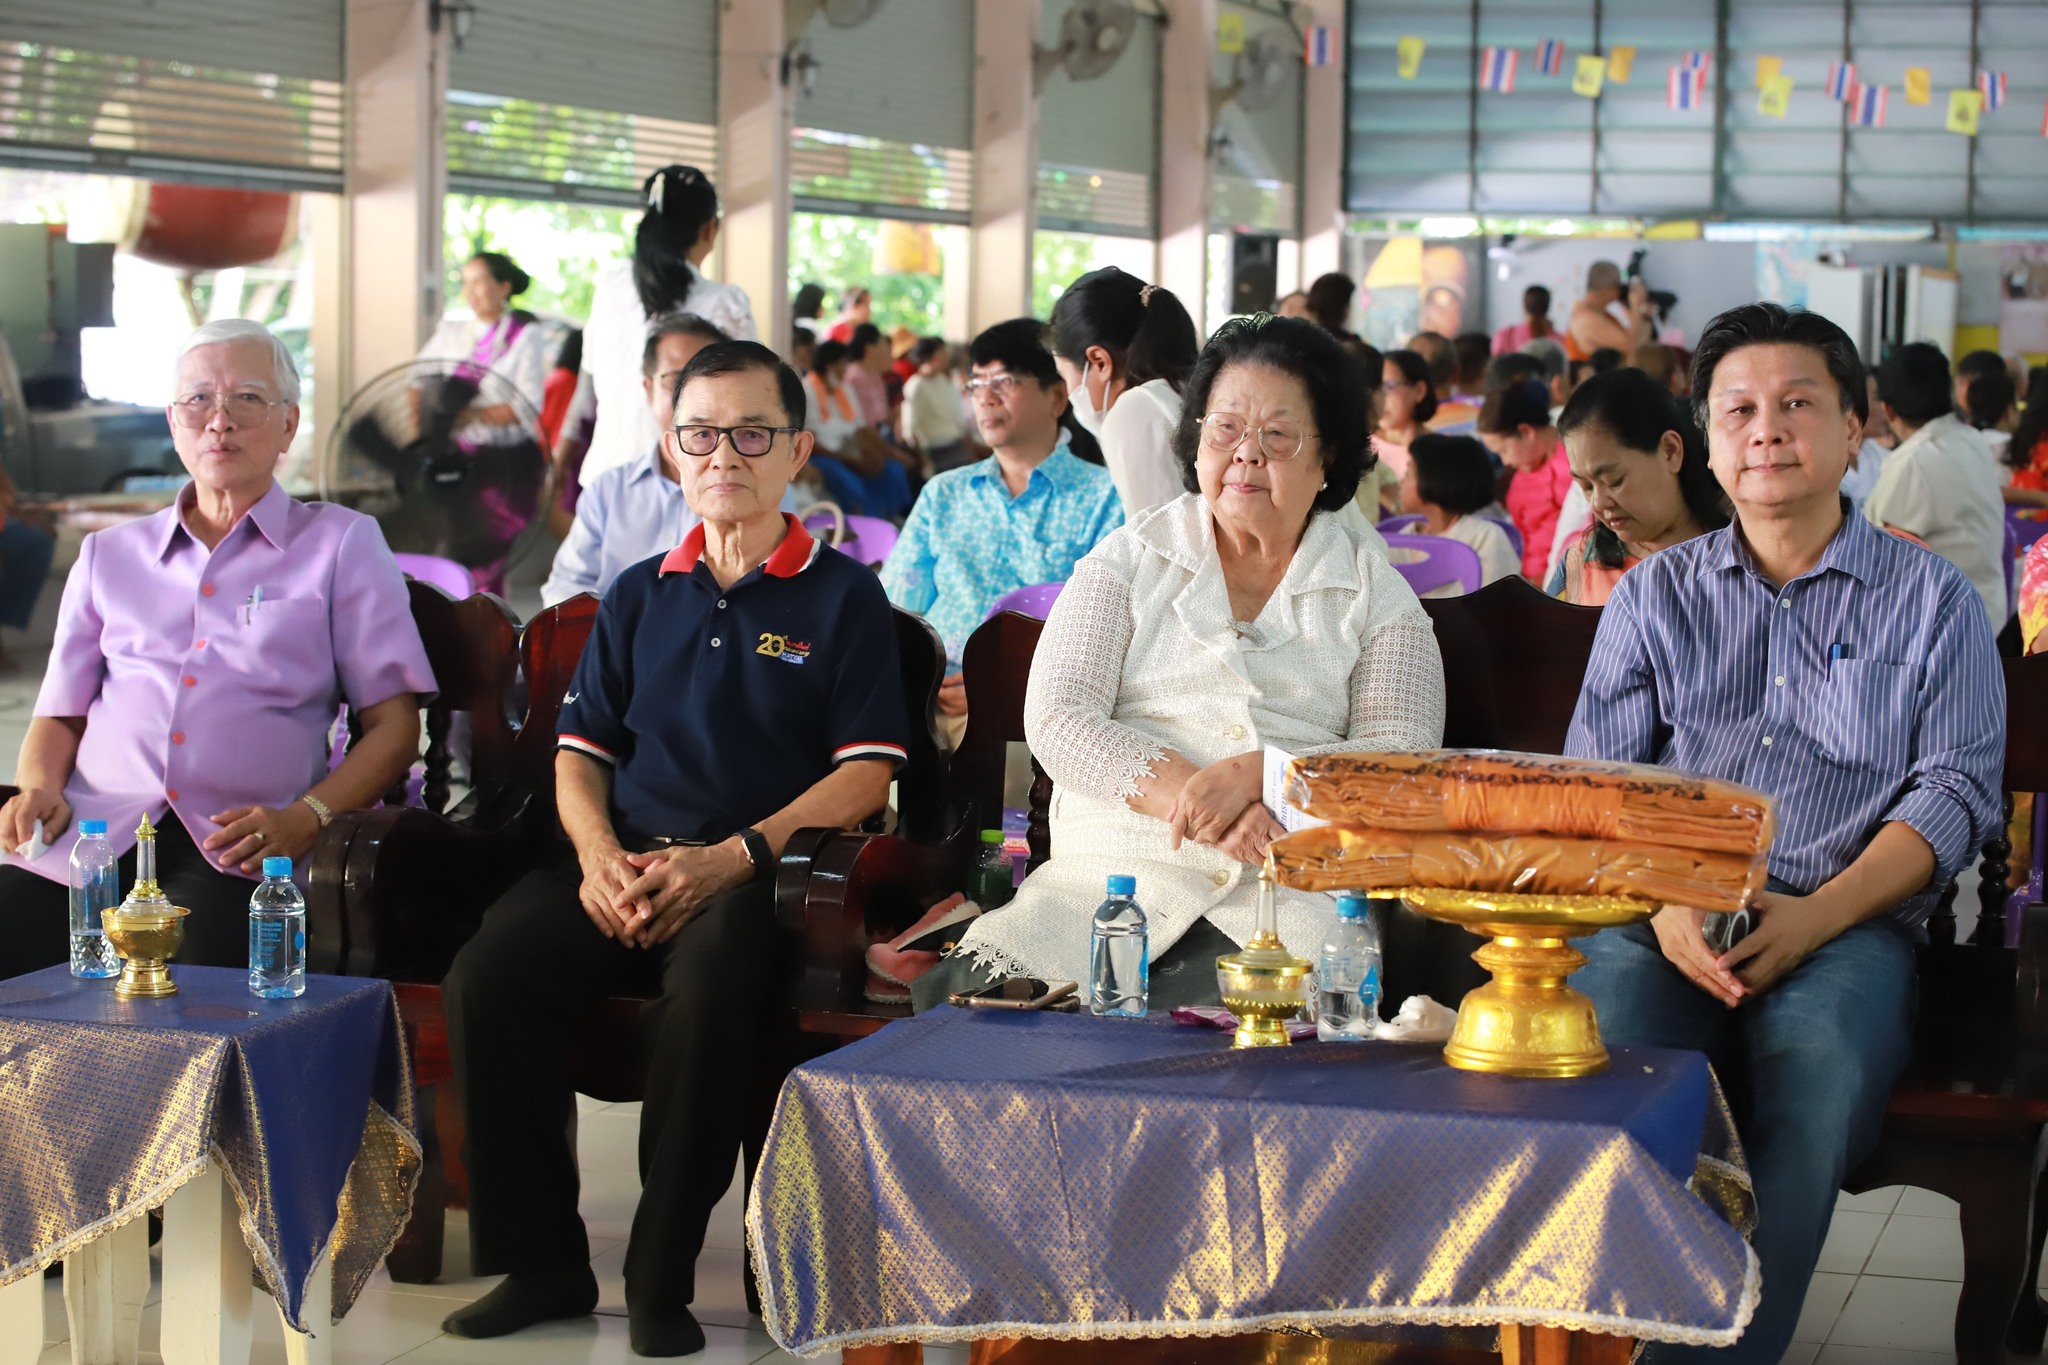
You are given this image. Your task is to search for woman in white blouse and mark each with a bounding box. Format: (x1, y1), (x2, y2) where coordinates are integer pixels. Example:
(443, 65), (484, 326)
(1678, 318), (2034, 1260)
(416, 250), (551, 431)
(577, 165), (758, 483)
(916, 316), (1446, 1007)
(1051, 266), (1200, 516)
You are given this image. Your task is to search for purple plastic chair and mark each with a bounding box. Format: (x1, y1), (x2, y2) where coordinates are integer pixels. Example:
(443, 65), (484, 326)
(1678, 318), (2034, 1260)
(1381, 532), (1485, 597)
(2011, 507), (2046, 555)
(393, 553), (474, 599)
(804, 510), (900, 569)
(988, 582), (1064, 619)
(1377, 511), (1524, 562)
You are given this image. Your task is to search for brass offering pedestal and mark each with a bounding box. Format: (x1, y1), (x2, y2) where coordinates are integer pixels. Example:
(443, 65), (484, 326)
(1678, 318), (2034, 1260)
(1369, 887), (1656, 1078)
(1214, 865), (1313, 1048)
(102, 813), (190, 1000)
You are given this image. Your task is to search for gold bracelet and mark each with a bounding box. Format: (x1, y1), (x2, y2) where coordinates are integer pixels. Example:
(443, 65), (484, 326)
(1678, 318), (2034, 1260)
(299, 793), (333, 828)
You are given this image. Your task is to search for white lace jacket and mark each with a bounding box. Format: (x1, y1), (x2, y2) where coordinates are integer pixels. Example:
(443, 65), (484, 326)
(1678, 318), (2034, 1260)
(954, 493), (1446, 987)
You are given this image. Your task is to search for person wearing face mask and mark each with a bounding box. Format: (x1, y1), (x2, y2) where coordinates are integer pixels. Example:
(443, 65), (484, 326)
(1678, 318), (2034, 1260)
(1049, 267), (1201, 517)
(1550, 368), (1729, 606)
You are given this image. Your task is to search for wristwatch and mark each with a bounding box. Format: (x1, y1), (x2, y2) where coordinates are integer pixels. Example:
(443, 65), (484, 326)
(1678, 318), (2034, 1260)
(737, 828), (775, 882)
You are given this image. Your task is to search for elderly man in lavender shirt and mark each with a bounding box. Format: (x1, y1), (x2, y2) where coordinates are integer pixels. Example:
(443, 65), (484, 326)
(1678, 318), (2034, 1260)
(1567, 304), (2004, 1364)
(0, 319), (436, 977)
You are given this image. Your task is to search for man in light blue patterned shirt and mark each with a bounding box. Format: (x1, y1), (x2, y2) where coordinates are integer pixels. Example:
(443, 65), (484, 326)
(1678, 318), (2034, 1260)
(881, 319), (1123, 730)
(1567, 303), (2005, 1364)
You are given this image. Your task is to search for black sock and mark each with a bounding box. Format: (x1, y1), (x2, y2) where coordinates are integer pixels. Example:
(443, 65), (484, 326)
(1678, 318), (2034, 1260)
(440, 1266), (598, 1339)
(628, 1304), (706, 1358)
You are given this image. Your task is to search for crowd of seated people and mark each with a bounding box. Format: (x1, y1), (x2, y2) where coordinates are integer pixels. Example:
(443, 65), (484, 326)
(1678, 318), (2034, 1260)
(2, 150), (2040, 1365)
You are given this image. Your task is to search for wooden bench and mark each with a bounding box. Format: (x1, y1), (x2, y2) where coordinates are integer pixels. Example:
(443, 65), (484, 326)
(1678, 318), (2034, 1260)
(777, 576), (2048, 1360)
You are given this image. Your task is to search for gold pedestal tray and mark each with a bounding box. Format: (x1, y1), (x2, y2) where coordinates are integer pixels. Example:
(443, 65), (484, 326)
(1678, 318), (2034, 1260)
(1215, 933), (1313, 1048)
(102, 903), (190, 999)
(1369, 887), (1655, 1078)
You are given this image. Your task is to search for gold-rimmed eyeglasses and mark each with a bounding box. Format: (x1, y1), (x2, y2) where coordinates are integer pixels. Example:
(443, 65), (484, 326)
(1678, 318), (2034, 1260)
(170, 391), (288, 429)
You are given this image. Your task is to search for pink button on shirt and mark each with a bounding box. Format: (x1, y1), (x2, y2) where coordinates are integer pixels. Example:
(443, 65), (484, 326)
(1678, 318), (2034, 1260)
(13, 482), (436, 883)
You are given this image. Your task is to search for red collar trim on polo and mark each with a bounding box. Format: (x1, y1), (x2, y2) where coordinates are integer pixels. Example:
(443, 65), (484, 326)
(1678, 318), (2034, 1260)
(659, 513), (818, 578)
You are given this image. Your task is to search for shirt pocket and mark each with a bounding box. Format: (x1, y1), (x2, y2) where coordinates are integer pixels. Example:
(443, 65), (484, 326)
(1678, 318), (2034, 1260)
(1807, 659), (1912, 772)
(233, 598), (335, 701)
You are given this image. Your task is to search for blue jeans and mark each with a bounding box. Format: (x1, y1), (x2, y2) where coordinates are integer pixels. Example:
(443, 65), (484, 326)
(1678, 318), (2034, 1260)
(1573, 903), (1917, 1363)
(810, 455), (911, 519)
(0, 517), (53, 631)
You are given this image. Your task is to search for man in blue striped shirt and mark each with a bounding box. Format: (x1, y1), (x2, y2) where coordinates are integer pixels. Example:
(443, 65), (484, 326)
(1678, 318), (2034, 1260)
(1567, 304), (2005, 1363)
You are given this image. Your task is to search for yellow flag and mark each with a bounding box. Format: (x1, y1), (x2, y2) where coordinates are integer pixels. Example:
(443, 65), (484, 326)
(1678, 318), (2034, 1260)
(1606, 46), (1637, 83)
(1573, 54), (1606, 98)
(1948, 88), (1983, 135)
(1217, 13), (1245, 55)
(1755, 55), (1782, 89)
(1758, 74), (1793, 118)
(1905, 67), (1931, 105)
(1396, 34), (1426, 80)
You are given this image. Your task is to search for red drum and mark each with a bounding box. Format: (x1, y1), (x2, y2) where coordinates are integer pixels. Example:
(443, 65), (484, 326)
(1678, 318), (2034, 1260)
(122, 183), (296, 271)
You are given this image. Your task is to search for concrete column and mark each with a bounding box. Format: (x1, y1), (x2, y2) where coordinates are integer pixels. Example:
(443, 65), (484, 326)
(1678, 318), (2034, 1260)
(1298, 0), (1347, 283)
(719, 0), (794, 356)
(970, 0), (1038, 333)
(342, 0), (446, 393)
(1156, 0), (1216, 333)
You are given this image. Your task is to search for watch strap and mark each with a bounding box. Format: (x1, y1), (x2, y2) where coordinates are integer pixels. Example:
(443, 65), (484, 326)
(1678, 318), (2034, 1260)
(738, 828), (774, 882)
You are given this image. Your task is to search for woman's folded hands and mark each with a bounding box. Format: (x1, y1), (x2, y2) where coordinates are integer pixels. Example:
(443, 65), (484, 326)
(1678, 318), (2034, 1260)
(1124, 749), (1282, 866)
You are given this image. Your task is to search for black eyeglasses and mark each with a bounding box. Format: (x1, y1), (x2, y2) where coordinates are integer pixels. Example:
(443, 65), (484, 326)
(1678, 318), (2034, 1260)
(672, 425), (801, 457)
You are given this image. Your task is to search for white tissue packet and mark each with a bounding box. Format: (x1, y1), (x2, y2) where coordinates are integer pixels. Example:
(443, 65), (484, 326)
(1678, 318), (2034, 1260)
(14, 818), (47, 861)
(1373, 994), (1458, 1042)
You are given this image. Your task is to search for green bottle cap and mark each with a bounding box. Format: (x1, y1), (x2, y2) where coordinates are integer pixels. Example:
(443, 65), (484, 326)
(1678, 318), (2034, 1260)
(981, 829), (1005, 844)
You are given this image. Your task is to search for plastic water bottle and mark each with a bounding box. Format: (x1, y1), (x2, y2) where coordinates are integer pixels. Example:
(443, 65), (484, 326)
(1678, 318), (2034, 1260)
(248, 856), (306, 998)
(1089, 874), (1149, 1017)
(68, 819), (120, 979)
(1317, 894), (1383, 1041)
(972, 829), (1015, 909)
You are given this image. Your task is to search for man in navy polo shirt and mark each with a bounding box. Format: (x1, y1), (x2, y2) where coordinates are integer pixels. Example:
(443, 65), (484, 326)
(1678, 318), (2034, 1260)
(442, 341), (910, 1357)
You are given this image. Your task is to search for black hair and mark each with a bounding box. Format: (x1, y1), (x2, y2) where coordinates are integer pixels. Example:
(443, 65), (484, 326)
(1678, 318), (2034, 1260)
(910, 336), (948, 366)
(1453, 333), (1491, 391)
(968, 317), (1062, 388)
(1874, 342), (1955, 429)
(1957, 349), (2007, 385)
(1305, 273), (1357, 334)
(1478, 378), (1554, 436)
(1171, 314), (1373, 514)
(811, 338), (849, 376)
(1487, 351), (1544, 393)
(791, 325), (816, 355)
(1690, 302), (1867, 431)
(1409, 331), (1456, 391)
(553, 328), (583, 374)
(641, 313), (728, 376)
(2010, 370), (2048, 473)
(469, 250), (530, 297)
(1049, 266), (1199, 395)
(674, 339), (806, 430)
(1588, 347), (1623, 375)
(1407, 434), (1498, 517)
(633, 165), (721, 319)
(1383, 349), (1440, 424)
(1524, 285), (1552, 317)
(1965, 368), (2016, 431)
(792, 283), (826, 321)
(1558, 368), (1729, 569)
(848, 322), (884, 361)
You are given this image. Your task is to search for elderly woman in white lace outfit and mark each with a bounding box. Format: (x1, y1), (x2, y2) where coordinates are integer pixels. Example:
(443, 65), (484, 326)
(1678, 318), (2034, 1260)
(914, 315), (1445, 1008)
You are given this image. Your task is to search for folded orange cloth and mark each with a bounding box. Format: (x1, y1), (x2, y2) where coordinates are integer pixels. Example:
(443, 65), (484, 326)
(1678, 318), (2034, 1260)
(1283, 750), (1775, 857)
(1270, 824), (1766, 912)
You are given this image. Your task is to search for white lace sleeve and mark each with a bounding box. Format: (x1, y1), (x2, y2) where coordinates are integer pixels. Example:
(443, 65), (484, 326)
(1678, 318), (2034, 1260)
(1291, 606), (1446, 757)
(1023, 554), (1169, 803)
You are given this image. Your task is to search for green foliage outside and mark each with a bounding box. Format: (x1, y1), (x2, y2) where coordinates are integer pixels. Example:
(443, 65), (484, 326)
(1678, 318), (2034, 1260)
(1031, 232), (1105, 322)
(787, 213), (942, 335)
(443, 194), (634, 323)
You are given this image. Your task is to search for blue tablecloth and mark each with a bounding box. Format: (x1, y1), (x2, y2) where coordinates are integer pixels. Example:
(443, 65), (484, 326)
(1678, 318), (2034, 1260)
(749, 1009), (1756, 1355)
(0, 966), (417, 1330)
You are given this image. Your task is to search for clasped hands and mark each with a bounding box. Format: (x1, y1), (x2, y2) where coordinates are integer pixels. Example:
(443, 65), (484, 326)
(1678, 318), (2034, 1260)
(577, 838), (752, 947)
(1138, 750), (1283, 866)
(1652, 888), (1845, 1006)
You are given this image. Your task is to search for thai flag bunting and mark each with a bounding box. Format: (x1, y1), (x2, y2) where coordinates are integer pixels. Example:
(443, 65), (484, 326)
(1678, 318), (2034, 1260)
(1826, 63), (1856, 102)
(1303, 25), (1333, 68)
(1683, 51), (1711, 72)
(1979, 71), (2006, 112)
(1537, 39), (1564, 76)
(1481, 46), (1518, 94)
(1668, 65), (1707, 111)
(1853, 83), (1887, 128)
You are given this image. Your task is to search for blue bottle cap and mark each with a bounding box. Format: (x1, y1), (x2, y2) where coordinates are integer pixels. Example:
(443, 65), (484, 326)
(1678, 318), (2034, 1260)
(78, 819), (107, 836)
(1106, 875), (1137, 896)
(262, 856), (293, 878)
(1335, 893), (1369, 919)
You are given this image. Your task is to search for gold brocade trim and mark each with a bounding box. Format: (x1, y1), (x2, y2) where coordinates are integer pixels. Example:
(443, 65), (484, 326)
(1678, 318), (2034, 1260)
(0, 1152), (213, 1288)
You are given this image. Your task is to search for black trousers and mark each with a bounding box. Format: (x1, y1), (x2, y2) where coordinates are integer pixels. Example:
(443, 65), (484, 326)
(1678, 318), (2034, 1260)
(443, 842), (793, 1313)
(0, 816), (256, 981)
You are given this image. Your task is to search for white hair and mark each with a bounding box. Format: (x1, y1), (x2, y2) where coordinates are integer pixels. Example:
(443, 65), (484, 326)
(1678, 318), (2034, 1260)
(174, 319), (301, 404)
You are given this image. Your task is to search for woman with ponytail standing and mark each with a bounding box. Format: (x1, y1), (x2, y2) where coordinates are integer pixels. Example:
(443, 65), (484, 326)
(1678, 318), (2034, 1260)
(1551, 367), (1729, 605)
(1049, 266), (1200, 515)
(578, 164), (758, 483)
